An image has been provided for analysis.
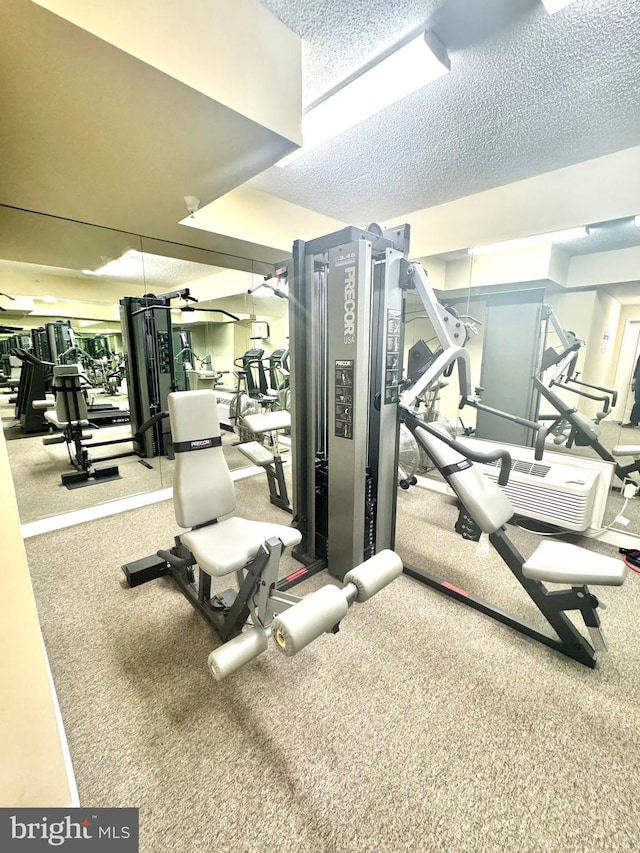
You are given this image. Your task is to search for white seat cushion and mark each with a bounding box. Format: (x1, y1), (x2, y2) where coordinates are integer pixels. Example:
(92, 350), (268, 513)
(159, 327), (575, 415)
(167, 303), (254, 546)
(243, 410), (291, 434)
(44, 410), (89, 429)
(238, 440), (274, 466)
(181, 517), (301, 576)
(523, 540), (627, 586)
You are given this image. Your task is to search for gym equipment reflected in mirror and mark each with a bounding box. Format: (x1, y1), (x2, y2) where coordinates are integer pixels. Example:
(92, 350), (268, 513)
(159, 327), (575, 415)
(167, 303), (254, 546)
(0, 205), (290, 525)
(6, 203), (637, 538)
(407, 215), (640, 538)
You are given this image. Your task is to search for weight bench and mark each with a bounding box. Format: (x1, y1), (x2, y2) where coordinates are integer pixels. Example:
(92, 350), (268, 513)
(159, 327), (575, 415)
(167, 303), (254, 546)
(610, 444), (640, 481)
(403, 414), (627, 667)
(238, 409), (292, 512)
(122, 389), (401, 680)
(34, 365), (120, 487)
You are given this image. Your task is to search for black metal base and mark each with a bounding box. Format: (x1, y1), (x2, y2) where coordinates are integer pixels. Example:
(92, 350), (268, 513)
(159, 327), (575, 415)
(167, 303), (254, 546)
(122, 538), (284, 644)
(281, 553), (327, 591)
(61, 464), (121, 489)
(403, 527), (597, 669)
(122, 554), (168, 587)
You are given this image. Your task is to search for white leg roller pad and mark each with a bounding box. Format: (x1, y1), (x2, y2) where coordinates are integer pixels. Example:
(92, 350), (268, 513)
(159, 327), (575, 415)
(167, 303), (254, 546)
(343, 549), (403, 602)
(208, 627), (269, 681)
(522, 540), (627, 586)
(271, 585), (349, 657)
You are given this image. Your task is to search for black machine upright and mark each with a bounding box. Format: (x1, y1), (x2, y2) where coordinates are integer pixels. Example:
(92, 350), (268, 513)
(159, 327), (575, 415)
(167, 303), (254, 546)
(119, 291), (190, 459)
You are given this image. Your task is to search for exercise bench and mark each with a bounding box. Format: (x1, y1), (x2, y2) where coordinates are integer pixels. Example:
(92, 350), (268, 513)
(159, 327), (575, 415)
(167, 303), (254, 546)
(238, 409), (292, 511)
(35, 364), (120, 487)
(403, 414), (627, 667)
(122, 390), (401, 680)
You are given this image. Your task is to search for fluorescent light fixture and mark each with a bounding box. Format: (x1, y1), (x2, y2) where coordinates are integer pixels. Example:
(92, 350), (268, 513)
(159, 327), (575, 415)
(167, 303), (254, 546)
(540, 0), (578, 14)
(277, 30), (450, 167)
(38, 295), (57, 304)
(249, 285), (274, 298)
(469, 227), (587, 256)
(635, 215), (640, 228)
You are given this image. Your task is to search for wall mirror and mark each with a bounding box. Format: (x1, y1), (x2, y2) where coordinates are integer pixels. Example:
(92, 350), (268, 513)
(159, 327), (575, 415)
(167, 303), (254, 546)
(0, 206), (290, 525)
(410, 215), (640, 535)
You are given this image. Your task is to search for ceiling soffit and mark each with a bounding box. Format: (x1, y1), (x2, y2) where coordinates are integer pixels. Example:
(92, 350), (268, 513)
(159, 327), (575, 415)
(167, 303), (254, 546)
(0, 0), (294, 268)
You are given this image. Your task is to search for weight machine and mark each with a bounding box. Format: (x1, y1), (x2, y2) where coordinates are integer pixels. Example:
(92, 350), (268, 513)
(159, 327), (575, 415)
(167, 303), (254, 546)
(531, 307), (640, 484)
(288, 223), (410, 581)
(119, 289), (195, 459)
(286, 224), (628, 668)
(122, 389), (401, 680)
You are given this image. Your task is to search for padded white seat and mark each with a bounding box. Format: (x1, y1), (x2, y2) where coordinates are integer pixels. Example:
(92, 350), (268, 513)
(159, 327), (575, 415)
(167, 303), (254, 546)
(611, 445), (640, 457)
(181, 518), (300, 576)
(238, 440), (275, 466)
(523, 540), (627, 586)
(243, 410), (291, 435)
(168, 389), (301, 577)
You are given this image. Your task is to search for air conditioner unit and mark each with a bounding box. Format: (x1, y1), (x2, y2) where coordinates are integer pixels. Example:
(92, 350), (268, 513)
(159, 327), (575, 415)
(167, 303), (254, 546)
(456, 438), (614, 532)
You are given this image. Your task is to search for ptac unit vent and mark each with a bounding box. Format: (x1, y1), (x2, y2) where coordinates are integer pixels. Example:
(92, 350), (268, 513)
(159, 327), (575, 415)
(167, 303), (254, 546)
(460, 437), (612, 533)
(485, 458), (551, 478)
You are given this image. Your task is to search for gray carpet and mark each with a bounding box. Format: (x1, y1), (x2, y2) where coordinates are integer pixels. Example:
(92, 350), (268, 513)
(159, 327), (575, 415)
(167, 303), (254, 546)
(23, 476), (640, 853)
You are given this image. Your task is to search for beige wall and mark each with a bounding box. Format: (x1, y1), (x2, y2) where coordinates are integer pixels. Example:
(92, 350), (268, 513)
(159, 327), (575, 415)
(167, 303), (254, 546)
(0, 429), (75, 806)
(33, 0), (302, 144)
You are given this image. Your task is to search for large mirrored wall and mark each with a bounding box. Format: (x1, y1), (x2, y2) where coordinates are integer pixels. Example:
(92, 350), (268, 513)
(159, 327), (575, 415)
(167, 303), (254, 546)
(5, 203), (638, 534)
(405, 217), (640, 531)
(0, 205), (290, 524)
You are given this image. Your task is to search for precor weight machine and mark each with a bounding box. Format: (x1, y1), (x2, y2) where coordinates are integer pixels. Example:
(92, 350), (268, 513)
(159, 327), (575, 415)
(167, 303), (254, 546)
(286, 223), (627, 668)
(534, 307), (640, 485)
(119, 290), (194, 460)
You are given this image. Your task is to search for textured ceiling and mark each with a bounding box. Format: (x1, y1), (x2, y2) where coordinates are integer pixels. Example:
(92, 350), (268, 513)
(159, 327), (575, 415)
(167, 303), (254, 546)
(253, 0), (640, 224)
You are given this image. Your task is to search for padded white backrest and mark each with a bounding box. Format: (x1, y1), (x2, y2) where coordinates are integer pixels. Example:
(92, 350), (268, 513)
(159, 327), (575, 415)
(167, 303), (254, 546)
(53, 365), (88, 422)
(9, 356), (21, 379)
(168, 390), (236, 529)
(414, 423), (514, 533)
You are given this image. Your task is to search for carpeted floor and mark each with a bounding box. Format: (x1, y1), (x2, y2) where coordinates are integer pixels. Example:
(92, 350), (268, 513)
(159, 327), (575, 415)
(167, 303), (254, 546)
(23, 473), (640, 853)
